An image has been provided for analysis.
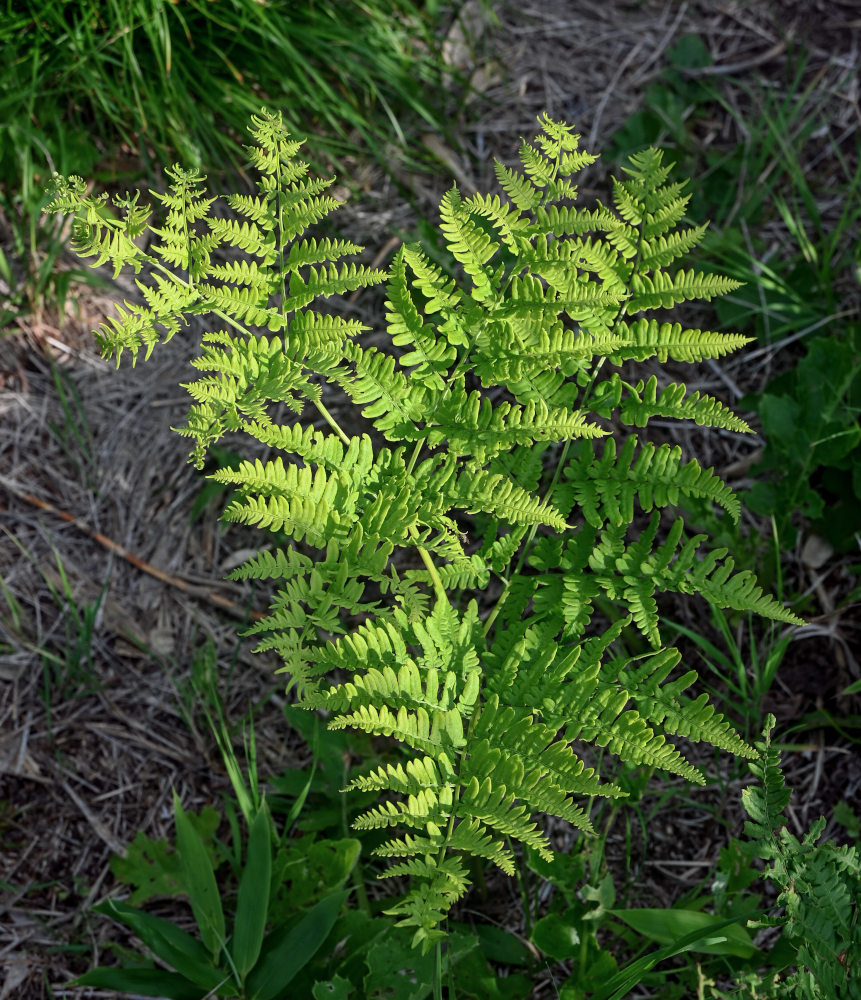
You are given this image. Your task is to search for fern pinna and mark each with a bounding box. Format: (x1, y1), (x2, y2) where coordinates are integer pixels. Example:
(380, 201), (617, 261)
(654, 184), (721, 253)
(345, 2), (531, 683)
(48, 110), (803, 950)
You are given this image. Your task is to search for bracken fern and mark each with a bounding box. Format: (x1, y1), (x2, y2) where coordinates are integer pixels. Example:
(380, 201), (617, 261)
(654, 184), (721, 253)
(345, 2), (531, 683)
(736, 717), (860, 1000)
(47, 110), (804, 951)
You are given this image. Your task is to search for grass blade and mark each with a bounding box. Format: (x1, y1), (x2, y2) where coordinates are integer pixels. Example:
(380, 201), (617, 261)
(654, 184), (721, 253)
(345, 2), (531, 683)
(174, 790), (226, 960)
(247, 889), (350, 1000)
(92, 899), (225, 991)
(231, 804), (272, 979)
(72, 967), (207, 1000)
(609, 907), (756, 958)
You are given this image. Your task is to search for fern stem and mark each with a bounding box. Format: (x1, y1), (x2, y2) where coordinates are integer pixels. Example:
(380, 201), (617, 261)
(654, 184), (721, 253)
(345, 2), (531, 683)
(414, 534), (448, 604)
(275, 142), (287, 319)
(404, 438), (425, 479)
(313, 398), (352, 447)
(483, 437), (573, 639)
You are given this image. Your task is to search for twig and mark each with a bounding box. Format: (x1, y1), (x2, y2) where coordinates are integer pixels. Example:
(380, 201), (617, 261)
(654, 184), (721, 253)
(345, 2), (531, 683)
(680, 39), (786, 78)
(0, 481), (263, 621)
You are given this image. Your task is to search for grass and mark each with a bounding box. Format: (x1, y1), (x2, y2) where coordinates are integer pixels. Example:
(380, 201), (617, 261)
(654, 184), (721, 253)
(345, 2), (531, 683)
(665, 607), (793, 745)
(0, 535), (105, 738)
(0, 0), (466, 329)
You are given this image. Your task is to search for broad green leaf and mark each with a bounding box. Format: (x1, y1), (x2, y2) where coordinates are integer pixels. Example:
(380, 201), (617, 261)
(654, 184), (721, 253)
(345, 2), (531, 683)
(363, 928), (477, 1000)
(609, 907), (755, 958)
(591, 910), (761, 1000)
(447, 947), (533, 999)
(531, 911), (580, 961)
(458, 922), (530, 967)
(92, 899), (225, 991)
(231, 805), (272, 979)
(248, 889), (350, 1000)
(174, 790), (226, 959)
(313, 975), (354, 999)
(273, 837), (361, 910)
(73, 966), (210, 1000)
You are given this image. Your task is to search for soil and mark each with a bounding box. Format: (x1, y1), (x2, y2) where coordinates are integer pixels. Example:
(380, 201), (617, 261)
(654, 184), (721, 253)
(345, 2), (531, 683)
(1, 1), (859, 997)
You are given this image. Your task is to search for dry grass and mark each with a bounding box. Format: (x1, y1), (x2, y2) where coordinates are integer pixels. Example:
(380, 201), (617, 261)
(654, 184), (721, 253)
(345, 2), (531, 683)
(1, 2), (859, 997)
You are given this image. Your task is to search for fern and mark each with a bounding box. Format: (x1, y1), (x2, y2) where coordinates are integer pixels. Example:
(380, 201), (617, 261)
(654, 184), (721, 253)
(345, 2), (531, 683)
(734, 717), (861, 1000)
(47, 110), (805, 952)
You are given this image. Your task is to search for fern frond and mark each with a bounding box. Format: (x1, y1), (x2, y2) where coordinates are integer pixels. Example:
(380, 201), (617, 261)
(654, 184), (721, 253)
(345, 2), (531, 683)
(50, 109), (805, 954)
(440, 463), (570, 531)
(149, 164), (217, 277)
(177, 331), (312, 464)
(494, 160), (543, 211)
(94, 300), (183, 366)
(741, 714), (793, 855)
(638, 224), (708, 270)
(288, 310), (367, 361)
(205, 258), (277, 293)
(687, 549), (805, 627)
(611, 318), (753, 363)
(470, 699), (620, 811)
(620, 375), (753, 433)
(439, 186), (500, 302)
(568, 686), (706, 784)
(224, 193), (272, 224)
(473, 321), (624, 387)
(346, 755), (453, 796)
(199, 283), (284, 330)
(595, 514), (805, 638)
(221, 463), (348, 547)
(383, 864), (468, 951)
(559, 435), (741, 527)
(386, 247), (457, 389)
(401, 244), (463, 318)
(628, 268), (741, 311)
(283, 236), (364, 270)
(425, 384), (605, 462)
(330, 342), (426, 439)
(531, 205), (638, 257)
(621, 648), (756, 757)
(285, 262), (387, 311)
(208, 217), (275, 260)
(458, 774), (553, 859)
(353, 785), (452, 832)
(404, 553), (490, 592)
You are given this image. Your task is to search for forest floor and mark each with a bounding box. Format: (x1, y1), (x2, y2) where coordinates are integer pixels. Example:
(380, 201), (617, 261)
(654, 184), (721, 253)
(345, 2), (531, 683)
(1, 1), (859, 997)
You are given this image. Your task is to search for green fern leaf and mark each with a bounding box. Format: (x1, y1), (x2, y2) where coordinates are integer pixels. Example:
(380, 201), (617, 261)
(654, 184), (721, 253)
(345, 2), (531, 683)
(386, 247), (457, 389)
(560, 435), (741, 527)
(628, 268), (741, 311)
(620, 375), (753, 433)
(612, 318), (753, 363)
(621, 648), (756, 757)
